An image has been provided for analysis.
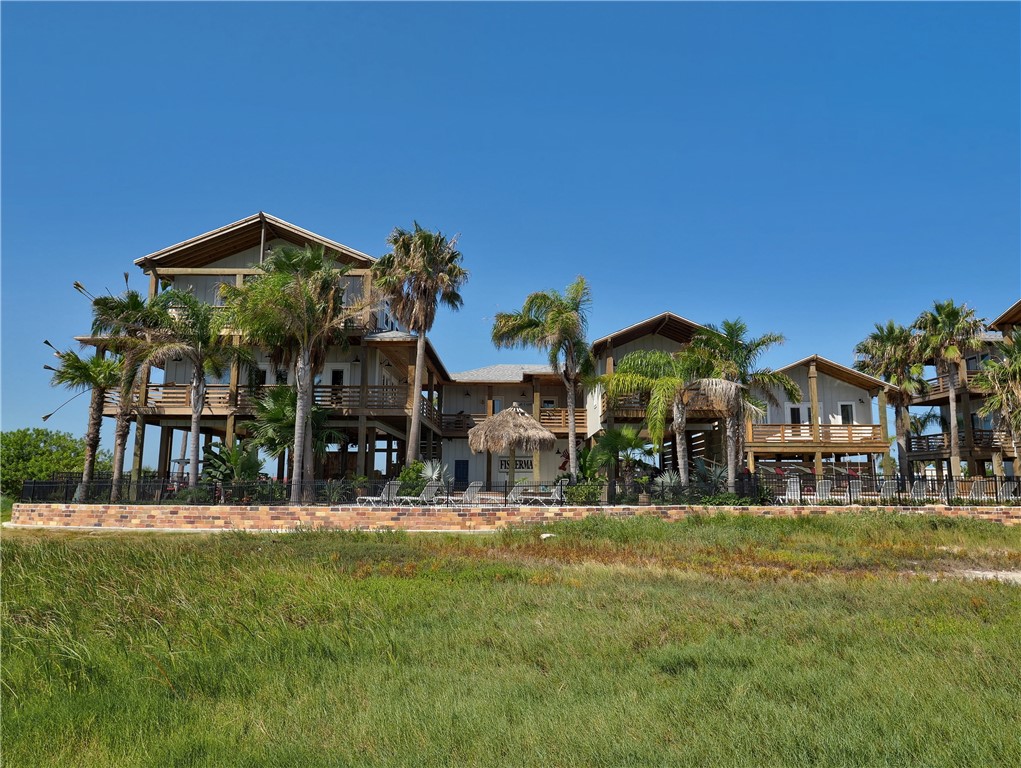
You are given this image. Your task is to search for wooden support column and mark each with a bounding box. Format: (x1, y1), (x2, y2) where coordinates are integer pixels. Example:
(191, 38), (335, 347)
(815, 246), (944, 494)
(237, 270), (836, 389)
(386, 438), (394, 477)
(356, 416), (368, 476)
(225, 274), (245, 448)
(157, 426), (172, 479)
(605, 347), (615, 430)
(747, 450), (756, 472)
(129, 364), (152, 499)
(367, 428), (377, 476)
(992, 451), (1004, 479)
(877, 388), (894, 474)
(532, 383), (541, 482)
(486, 386), (494, 485)
(808, 361), (823, 476)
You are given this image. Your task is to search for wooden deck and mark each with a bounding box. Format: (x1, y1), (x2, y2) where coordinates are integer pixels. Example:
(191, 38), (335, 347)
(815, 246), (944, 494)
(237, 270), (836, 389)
(745, 424), (888, 454)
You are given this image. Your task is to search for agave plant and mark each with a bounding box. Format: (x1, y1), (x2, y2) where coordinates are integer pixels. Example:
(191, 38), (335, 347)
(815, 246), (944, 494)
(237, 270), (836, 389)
(419, 459), (451, 483)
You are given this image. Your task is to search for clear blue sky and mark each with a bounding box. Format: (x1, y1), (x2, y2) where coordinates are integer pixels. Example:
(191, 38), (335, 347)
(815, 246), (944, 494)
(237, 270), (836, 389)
(2, 2), (1019, 453)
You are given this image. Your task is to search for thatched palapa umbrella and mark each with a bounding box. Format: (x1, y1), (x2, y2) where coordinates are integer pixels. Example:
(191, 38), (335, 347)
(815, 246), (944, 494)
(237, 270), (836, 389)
(468, 402), (556, 484)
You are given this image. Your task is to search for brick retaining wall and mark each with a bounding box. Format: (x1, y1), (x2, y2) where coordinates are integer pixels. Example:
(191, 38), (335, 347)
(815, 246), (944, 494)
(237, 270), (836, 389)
(10, 502), (1021, 531)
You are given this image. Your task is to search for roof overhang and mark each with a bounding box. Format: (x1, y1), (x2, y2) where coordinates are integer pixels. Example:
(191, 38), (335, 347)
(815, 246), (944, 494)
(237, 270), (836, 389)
(989, 298), (1021, 332)
(363, 332), (451, 383)
(591, 311), (708, 357)
(778, 354), (892, 395)
(134, 212), (375, 271)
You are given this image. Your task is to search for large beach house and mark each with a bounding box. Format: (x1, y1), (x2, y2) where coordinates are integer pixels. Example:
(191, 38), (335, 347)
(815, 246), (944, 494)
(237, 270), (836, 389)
(90, 213), (1015, 483)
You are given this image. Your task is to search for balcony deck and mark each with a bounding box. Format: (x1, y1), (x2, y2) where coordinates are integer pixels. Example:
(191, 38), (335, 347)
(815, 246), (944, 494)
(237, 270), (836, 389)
(439, 408), (587, 437)
(745, 424), (888, 455)
(906, 429), (1014, 459)
(910, 370), (985, 406)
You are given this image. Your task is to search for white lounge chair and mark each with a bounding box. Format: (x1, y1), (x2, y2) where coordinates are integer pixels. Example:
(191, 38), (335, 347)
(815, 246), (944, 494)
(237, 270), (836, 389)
(878, 480), (899, 501)
(395, 480), (442, 506)
(777, 476), (801, 505)
(842, 479), (863, 504)
(968, 479), (994, 503)
(911, 480), (932, 504)
(449, 481), (483, 507)
(356, 480), (399, 506)
(506, 479), (532, 505)
(543, 478), (569, 506)
(815, 479), (834, 502)
(1000, 481), (1017, 502)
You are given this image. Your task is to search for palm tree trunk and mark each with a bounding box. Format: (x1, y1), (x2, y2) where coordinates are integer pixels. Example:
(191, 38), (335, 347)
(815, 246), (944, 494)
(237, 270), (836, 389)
(189, 365), (205, 488)
(110, 404), (131, 503)
(406, 333), (428, 464)
(946, 363), (961, 477)
(725, 414), (738, 494)
(564, 371), (579, 480)
(673, 396), (689, 487)
(893, 402), (910, 481)
(291, 349), (312, 504)
(75, 388), (105, 502)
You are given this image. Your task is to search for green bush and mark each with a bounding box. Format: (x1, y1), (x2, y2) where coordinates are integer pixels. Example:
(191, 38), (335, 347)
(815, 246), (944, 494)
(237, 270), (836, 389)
(397, 461), (427, 496)
(564, 480), (604, 505)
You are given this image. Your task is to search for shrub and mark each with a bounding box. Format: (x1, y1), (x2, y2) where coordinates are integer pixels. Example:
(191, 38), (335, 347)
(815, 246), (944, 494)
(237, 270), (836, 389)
(565, 480), (603, 505)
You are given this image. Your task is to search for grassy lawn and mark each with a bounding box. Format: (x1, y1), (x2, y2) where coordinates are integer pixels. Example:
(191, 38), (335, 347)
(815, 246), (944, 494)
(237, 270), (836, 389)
(4, 513), (1020, 767)
(1, 495), (13, 523)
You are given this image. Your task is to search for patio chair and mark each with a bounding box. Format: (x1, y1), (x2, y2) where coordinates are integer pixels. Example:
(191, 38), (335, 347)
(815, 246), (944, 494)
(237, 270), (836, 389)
(843, 479), (863, 504)
(505, 479), (532, 505)
(967, 479), (994, 503)
(542, 478), (569, 506)
(878, 480), (899, 502)
(451, 481), (484, 507)
(911, 480), (932, 504)
(356, 480), (399, 506)
(999, 481), (1017, 502)
(815, 479), (834, 502)
(777, 476), (801, 505)
(395, 480), (442, 506)
(939, 480), (958, 504)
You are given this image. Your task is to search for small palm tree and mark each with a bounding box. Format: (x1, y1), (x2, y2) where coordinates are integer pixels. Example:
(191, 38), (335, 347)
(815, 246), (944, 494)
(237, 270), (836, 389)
(598, 349), (704, 487)
(147, 290), (254, 488)
(247, 385), (346, 480)
(44, 346), (122, 500)
(913, 300), (986, 477)
(373, 223), (468, 465)
(84, 283), (162, 502)
(491, 276), (592, 479)
(972, 328), (1021, 468)
(594, 426), (654, 484)
(221, 245), (362, 503)
(854, 321), (927, 479)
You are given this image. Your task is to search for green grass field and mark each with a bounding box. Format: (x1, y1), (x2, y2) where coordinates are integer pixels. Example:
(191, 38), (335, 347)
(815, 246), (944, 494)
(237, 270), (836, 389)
(4, 513), (1020, 767)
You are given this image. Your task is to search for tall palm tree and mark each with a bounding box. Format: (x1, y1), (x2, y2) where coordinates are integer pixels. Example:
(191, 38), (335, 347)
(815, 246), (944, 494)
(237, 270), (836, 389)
(854, 320), (926, 480)
(688, 319), (800, 489)
(85, 283), (161, 502)
(146, 290), (254, 488)
(913, 300), (985, 477)
(44, 346), (122, 500)
(597, 349), (709, 488)
(491, 276), (591, 479)
(220, 244), (361, 503)
(373, 223), (468, 464)
(972, 328), (1021, 470)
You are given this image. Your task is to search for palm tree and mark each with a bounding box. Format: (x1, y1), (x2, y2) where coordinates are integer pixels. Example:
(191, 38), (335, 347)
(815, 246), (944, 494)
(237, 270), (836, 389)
(491, 276), (591, 480)
(594, 426), (654, 485)
(854, 321), (926, 480)
(220, 245), (361, 502)
(44, 345), (122, 500)
(913, 300), (986, 477)
(688, 319), (800, 489)
(372, 223), (468, 465)
(972, 328), (1021, 470)
(84, 283), (161, 502)
(598, 349), (705, 487)
(145, 290), (254, 488)
(247, 385), (346, 478)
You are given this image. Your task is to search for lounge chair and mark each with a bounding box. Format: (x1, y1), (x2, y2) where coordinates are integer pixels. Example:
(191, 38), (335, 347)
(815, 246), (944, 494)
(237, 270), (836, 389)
(878, 480), (899, 502)
(395, 480), (442, 506)
(815, 479), (834, 502)
(841, 479), (863, 504)
(777, 476), (801, 505)
(968, 479), (993, 503)
(506, 479), (532, 505)
(356, 480), (399, 506)
(939, 480), (958, 504)
(999, 481), (1017, 502)
(911, 480), (932, 504)
(542, 478), (569, 506)
(449, 481), (483, 507)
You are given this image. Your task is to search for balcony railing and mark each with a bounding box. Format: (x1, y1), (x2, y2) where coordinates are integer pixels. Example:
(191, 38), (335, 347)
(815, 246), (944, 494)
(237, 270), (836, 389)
(438, 408), (587, 435)
(748, 424), (884, 445)
(913, 370), (981, 402)
(908, 429), (1012, 453)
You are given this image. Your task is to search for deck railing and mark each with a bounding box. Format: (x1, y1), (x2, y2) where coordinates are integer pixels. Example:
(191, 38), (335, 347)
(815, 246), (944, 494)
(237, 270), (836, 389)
(908, 429), (1011, 452)
(748, 424), (884, 444)
(439, 408), (586, 434)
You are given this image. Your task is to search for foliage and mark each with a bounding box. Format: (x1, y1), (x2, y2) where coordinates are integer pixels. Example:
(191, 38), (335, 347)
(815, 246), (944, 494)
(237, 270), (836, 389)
(564, 479), (604, 504)
(373, 223), (468, 464)
(4, 518), (1021, 767)
(397, 460), (427, 496)
(0, 428), (112, 497)
(201, 441), (263, 484)
(248, 386), (346, 461)
(972, 328), (1021, 456)
(692, 458), (727, 495)
(419, 459), (451, 484)
(594, 426), (654, 483)
(491, 276), (592, 479)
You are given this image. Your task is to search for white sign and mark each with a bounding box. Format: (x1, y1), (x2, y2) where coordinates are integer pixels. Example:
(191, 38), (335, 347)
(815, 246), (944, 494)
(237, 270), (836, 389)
(497, 456), (534, 474)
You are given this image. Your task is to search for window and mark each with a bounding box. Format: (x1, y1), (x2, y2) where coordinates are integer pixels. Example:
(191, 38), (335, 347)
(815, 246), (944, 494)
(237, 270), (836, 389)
(541, 398), (557, 409)
(788, 404), (811, 424)
(454, 460), (469, 484)
(492, 398), (503, 414)
(331, 369), (345, 386)
(839, 403), (855, 425)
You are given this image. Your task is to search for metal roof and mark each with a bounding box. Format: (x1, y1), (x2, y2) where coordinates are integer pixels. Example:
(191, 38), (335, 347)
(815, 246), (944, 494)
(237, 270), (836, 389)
(449, 364), (555, 383)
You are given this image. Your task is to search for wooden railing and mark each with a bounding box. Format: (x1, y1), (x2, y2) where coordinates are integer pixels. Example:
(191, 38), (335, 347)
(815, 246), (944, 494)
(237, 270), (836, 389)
(908, 429), (1011, 452)
(915, 370), (980, 400)
(106, 384), (412, 415)
(439, 408), (586, 435)
(748, 424), (884, 445)
(600, 391), (721, 417)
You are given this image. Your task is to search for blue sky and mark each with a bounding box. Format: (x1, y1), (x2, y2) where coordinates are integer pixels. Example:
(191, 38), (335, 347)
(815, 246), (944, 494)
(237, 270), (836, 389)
(2, 2), (1019, 453)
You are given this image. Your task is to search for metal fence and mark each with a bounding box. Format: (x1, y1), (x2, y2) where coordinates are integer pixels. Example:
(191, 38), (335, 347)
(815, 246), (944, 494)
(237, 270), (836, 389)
(19, 473), (1020, 507)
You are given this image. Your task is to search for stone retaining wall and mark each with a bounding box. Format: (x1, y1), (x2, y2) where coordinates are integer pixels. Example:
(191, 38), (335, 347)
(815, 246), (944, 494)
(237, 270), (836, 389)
(10, 502), (1021, 531)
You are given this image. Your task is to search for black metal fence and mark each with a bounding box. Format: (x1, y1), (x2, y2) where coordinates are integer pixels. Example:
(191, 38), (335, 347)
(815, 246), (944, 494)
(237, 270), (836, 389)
(18, 473), (1021, 507)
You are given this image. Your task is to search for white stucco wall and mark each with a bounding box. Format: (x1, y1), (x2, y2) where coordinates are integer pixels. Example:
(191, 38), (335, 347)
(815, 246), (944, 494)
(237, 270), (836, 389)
(761, 367), (874, 425)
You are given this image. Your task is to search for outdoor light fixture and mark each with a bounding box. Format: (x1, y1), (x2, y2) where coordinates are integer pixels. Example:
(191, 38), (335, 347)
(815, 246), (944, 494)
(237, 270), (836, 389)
(353, 355), (361, 364)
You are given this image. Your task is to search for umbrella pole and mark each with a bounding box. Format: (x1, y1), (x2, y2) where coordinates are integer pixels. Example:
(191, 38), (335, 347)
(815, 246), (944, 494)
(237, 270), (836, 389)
(508, 447), (516, 486)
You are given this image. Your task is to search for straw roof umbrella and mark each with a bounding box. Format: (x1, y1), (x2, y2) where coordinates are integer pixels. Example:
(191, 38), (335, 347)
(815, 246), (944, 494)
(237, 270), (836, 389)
(468, 402), (556, 485)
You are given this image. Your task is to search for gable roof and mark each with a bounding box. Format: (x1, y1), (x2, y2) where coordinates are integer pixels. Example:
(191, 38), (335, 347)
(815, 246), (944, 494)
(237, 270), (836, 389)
(591, 311), (708, 357)
(989, 298), (1021, 333)
(134, 212), (375, 270)
(777, 354), (890, 394)
(449, 364), (555, 383)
